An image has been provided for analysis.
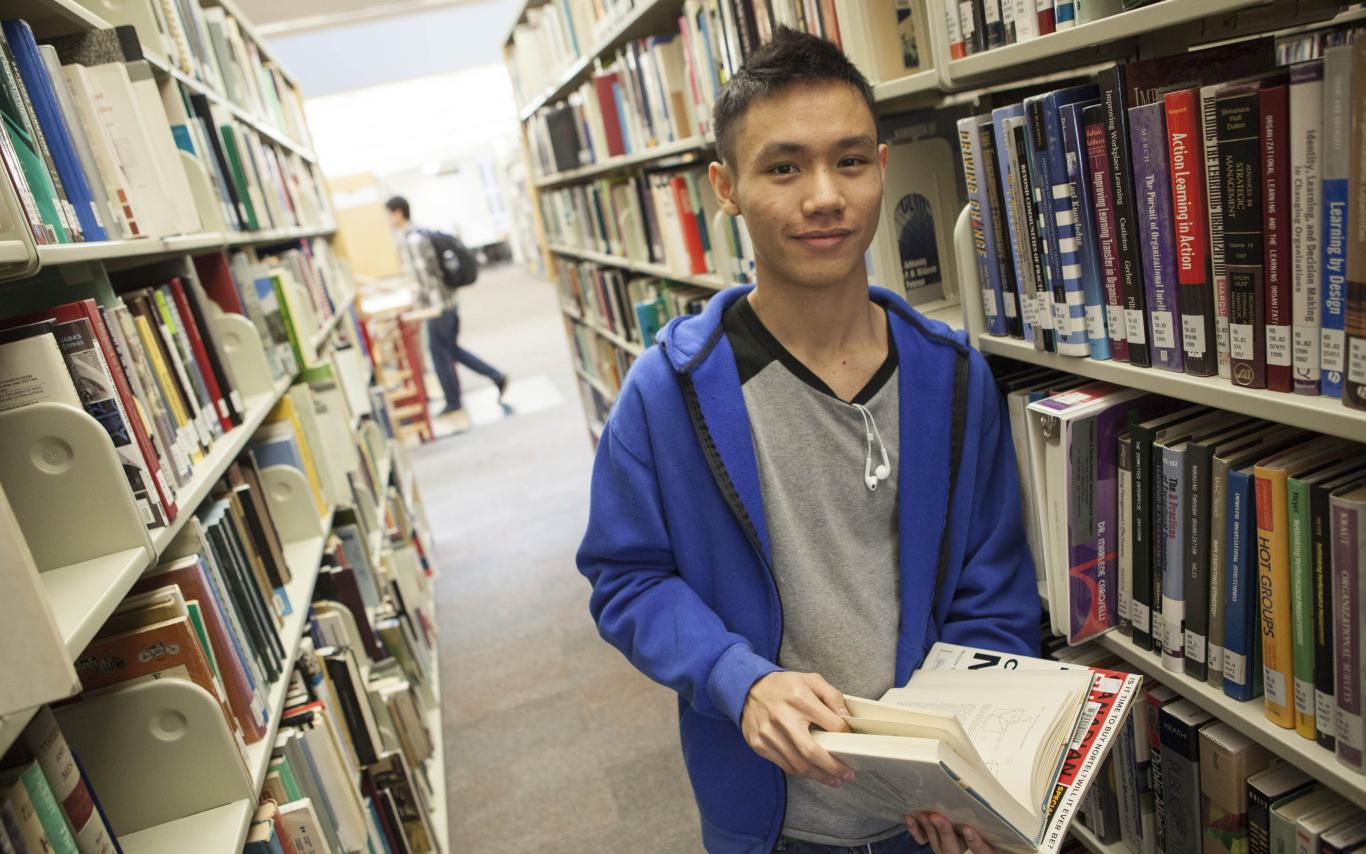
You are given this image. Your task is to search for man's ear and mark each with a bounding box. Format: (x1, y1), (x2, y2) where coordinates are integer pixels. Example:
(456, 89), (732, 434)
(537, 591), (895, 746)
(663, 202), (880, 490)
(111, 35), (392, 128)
(878, 142), (889, 175)
(709, 160), (741, 216)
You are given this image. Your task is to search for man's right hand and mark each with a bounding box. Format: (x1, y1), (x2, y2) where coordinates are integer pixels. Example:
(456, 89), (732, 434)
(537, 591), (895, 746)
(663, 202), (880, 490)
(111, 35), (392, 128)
(740, 671), (855, 788)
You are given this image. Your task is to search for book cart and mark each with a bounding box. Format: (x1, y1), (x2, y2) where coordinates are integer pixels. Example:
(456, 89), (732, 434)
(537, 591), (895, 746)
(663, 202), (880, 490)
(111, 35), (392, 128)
(0, 0), (449, 850)
(506, 0), (1366, 843)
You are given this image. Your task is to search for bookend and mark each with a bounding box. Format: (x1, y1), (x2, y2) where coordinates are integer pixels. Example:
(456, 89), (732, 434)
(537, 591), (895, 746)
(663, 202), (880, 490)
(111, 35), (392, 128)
(0, 161), (39, 281)
(180, 151), (229, 234)
(953, 203), (989, 344)
(259, 464), (327, 543)
(0, 402), (154, 573)
(211, 311), (276, 399)
(52, 678), (253, 835)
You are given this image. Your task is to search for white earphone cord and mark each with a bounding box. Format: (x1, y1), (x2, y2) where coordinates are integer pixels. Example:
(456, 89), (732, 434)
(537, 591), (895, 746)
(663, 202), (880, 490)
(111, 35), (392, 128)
(853, 403), (891, 492)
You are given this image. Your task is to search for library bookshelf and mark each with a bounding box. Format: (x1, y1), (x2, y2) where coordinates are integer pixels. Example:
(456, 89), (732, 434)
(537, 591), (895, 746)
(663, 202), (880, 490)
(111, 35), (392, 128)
(0, 0), (449, 850)
(506, 0), (1366, 832)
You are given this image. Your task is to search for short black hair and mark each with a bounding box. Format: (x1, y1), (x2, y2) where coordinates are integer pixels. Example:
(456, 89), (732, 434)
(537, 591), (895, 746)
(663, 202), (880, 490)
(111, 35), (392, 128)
(385, 195), (410, 220)
(712, 26), (877, 167)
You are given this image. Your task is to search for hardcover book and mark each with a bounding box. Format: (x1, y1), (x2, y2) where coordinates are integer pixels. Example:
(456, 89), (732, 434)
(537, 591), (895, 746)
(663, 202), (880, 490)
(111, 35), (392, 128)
(1128, 101), (1183, 372)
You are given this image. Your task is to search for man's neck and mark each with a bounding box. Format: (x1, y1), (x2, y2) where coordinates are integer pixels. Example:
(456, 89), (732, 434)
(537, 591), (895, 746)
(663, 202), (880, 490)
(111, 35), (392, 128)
(747, 265), (889, 401)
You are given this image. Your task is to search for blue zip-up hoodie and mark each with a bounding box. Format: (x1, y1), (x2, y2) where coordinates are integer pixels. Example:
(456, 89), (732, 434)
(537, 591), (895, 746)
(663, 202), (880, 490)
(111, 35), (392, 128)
(577, 285), (1040, 853)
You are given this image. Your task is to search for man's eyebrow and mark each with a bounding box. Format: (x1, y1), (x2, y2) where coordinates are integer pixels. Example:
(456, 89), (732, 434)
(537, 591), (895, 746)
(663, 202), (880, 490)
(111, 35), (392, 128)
(753, 135), (877, 161)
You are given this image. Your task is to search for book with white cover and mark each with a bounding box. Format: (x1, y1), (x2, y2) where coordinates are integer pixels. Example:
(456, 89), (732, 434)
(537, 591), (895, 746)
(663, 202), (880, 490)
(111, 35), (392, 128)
(811, 665), (1098, 852)
(277, 797), (329, 853)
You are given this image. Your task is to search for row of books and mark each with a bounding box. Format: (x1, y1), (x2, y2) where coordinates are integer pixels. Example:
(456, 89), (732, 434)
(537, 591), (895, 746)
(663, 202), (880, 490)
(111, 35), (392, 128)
(0, 19), (330, 247)
(135, 0), (314, 149)
(558, 258), (718, 347)
(1081, 664), (1366, 854)
(0, 239), (352, 534)
(957, 29), (1366, 408)
(998, 361), (1366, 772)
(945, 0), (1155, 60)
(507, 0), (640, 107)
(539, 166), (754, 282)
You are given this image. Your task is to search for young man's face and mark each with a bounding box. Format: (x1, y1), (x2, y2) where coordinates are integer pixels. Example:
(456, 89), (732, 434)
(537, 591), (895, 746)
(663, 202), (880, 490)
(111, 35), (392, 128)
(387, 207), (406, 230)
(709, 80), (888, 292)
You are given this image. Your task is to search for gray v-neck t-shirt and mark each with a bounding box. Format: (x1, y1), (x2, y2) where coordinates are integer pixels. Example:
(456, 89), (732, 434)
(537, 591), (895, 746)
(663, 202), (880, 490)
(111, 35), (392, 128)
(724, 297), (902, 846)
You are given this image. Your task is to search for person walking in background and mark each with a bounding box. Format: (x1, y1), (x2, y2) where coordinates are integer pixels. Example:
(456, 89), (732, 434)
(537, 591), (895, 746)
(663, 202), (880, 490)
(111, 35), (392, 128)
(386, 195), (507, 433)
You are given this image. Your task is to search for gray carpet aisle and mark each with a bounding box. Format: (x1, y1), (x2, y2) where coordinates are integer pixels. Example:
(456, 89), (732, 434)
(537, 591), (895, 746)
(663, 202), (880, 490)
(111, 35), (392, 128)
(408, 264), (703, 852)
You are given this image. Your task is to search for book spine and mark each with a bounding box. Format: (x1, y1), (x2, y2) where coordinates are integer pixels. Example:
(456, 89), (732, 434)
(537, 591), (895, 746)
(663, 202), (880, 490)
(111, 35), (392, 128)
(1183, 442), (1213, 680)
(1129, 102), (1184, 372)
(1202, 84), (1234, 380)
(1255, 467), (1296, 727)
(1288, 475), (1318, 740)
(1310, 478), (1338, 750)
(946, 2), (966, 59)
(1345, 37), (1366, 411)
(1055, 0), (1076, 29)
(1085, 104), (1129, 361)
(982, 0), (1006, 49)
(995, 107), (1040, 344)
(1247, 782), (1275, 854)
(1161, 446), (1186, 671)
(19, 762), (78, 854)
(1115, 711), (1141, 848)
(1260, 84), (1293, 393)
(958, 0), (984, 55)
(1132, 427), (1155, 650)
(1014, 119), (1055, 351)
(1224, 467), (1262, 701)
(1219, 88), (1268, 389)
(959, 116), (1008, 336)
(1159, 710), (1205, 854)
(1119, 431), (1134, 634)
(1321, 45), (1351, 399)
(1208, 457), (1231, 688)
(1063, 102), (1111, 359)
(1036, 0), (1055, 34)
(1289, 62), (1323, 395)
(1099, 67), (1152, 366)
(1039, 94), (1092, 357)
(1332, 495), (1363, 769)
(978, 115), (1024, 337)
(1165, 89), (1217, 376)
(21, 708), (119, 854)
(1150, 700), (1168, 852)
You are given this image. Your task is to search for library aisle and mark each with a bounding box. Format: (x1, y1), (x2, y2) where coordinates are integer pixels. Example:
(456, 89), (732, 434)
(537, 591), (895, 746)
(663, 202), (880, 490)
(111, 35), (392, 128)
(412, 265), (701, 851)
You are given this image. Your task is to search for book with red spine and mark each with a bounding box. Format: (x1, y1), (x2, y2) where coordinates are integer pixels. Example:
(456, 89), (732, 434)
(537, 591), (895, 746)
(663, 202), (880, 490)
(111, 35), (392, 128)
(194, 251), (246, 315)
(669, 174), (707, 274)
(1163, 88), (1217, 377)
(167, 277), (234, 433)
(1, 298), (176, 525)
(1036, 0), (1056, 36)
(1259, 83), (1292, 392)
(591, 72), (627, 158)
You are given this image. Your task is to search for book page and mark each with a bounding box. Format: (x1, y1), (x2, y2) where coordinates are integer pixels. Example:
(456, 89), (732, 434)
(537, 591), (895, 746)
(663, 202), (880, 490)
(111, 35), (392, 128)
(880, 669), (1089, 817)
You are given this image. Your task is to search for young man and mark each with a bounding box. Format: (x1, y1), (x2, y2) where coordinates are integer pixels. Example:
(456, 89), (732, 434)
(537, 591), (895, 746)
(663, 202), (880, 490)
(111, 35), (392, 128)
(576, 28), (1039, 854)
(386, 195), (507, 433)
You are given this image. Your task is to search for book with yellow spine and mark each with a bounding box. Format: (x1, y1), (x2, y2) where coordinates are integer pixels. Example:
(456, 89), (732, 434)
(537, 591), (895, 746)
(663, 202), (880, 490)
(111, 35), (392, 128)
(1253, 437), (1353, 728)
(133, 310), (203, 465)
(259, 394), (327, 516)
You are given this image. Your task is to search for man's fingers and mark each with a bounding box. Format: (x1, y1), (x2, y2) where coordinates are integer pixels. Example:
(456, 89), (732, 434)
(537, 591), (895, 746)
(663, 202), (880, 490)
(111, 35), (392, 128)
(962, 825), (993, 854)
(928, 814), (964, 854)
(793, 691), (852, 734)
(905, 815), (928, 845)
(803, 673), (851, 716)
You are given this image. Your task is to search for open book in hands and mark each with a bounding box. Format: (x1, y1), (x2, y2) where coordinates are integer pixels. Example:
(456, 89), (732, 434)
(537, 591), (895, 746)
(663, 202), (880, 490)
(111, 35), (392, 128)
(810, 643), (1141, 854)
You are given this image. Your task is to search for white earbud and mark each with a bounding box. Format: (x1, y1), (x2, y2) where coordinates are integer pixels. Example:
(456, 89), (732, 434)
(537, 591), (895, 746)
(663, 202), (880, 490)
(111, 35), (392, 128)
(854, 404), (892, 492)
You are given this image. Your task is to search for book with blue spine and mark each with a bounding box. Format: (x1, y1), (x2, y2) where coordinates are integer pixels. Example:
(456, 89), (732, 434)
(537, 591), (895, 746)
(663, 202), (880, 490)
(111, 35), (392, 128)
(1054, 0), (1077, 30)
(1026, 84), (1098, 358)
(1128, 101), (1184, 372)
(1224, 463), (1264, 701)
(1060, 100), (1111, 360)
(1321, 43), (1352, 398)
(957, 114), (1008, 336)
(992, 104), (1039, 344)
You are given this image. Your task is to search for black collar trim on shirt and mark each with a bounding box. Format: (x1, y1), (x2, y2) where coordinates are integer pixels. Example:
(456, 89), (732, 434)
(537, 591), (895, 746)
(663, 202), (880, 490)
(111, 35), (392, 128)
(730, 295), (897, 406)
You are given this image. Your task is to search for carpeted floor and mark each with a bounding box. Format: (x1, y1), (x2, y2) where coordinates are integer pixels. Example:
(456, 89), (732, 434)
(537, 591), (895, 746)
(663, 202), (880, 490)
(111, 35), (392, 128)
(408, 263), (703, 852)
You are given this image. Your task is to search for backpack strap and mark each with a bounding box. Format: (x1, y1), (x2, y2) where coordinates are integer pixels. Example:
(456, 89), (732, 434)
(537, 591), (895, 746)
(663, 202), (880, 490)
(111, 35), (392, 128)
(930, 352), (972, 614)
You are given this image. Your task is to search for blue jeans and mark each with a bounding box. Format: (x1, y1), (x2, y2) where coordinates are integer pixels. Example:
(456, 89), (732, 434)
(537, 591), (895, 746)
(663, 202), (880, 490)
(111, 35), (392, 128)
(427, 307), (504, 412)
(773, 831), (922, 854)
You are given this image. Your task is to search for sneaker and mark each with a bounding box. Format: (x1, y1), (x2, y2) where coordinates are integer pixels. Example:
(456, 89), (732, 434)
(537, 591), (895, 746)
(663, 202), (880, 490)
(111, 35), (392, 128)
(436, 408), (471, 434)
(496, 376), (510, 402)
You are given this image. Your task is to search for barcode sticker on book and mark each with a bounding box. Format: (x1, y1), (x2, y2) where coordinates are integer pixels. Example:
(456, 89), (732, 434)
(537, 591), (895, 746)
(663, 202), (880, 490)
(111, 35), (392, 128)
(1263, 667), (1288, 706)
(1150, 311), (1176, 349)
(1069, 701), (1102, 750)
(1322, 328), (1346, 371)
(1231, 323), (1255, 360)
(1295, 678), (1315, 715)
(1293, 330), (1319, 374)
(1107, 306), (1125, 341)
(1267, 325), (1291, 366)
(1181, 315), (1206, 358)
(1086, 306), (1106, 342)
(1184, 631), (1206, 664)
(1130, 601), (1150, 633)
(1348, 337), (1366, 384)
(1224, 650), (1247, 684)
(1125, 310), (1147, 344)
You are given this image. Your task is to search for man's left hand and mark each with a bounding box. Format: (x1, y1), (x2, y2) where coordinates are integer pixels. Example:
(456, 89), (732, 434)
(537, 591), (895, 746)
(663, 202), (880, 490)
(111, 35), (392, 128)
(905, 812), (995, 854)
